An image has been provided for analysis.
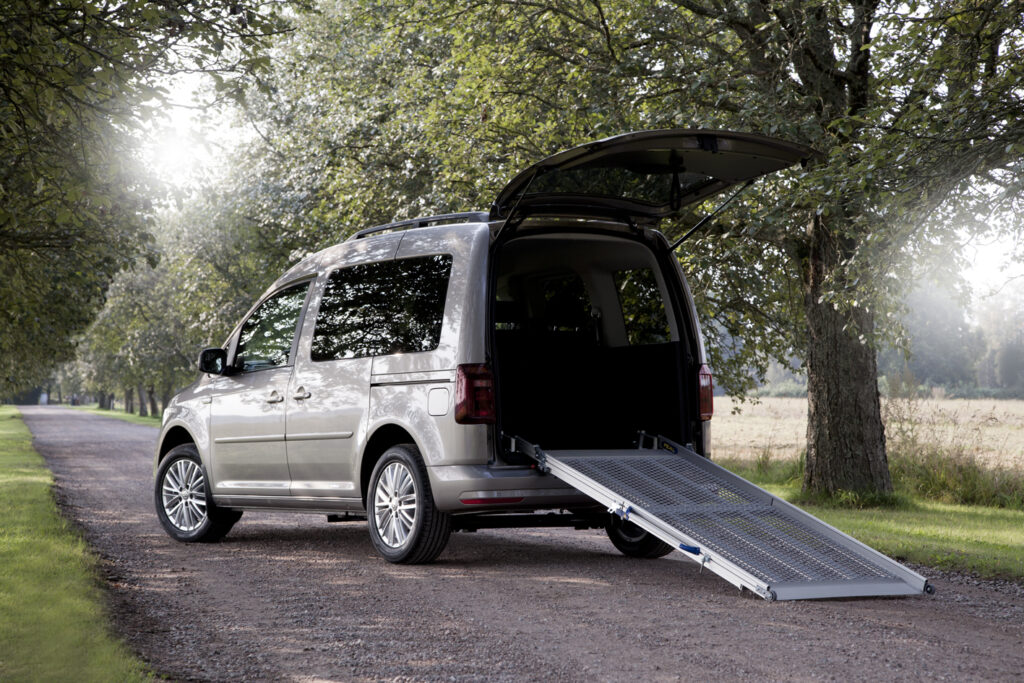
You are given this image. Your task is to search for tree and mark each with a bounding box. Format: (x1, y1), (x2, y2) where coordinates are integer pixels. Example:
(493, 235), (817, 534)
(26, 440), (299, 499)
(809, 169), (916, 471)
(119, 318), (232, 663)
(309, 0), (1022, 496)
(111, 0), (1022, 498)
(0, 0), (290, 396)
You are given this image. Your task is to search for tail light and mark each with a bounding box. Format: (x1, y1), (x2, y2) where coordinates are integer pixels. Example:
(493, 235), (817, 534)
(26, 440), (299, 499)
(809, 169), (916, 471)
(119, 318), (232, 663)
(455, 363), (496, 424)
(698, 364), (714, 421)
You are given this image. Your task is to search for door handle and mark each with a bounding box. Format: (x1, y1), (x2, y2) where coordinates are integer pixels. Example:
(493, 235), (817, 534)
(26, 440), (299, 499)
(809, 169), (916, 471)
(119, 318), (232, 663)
(293, 387), (312, 400)
(266, 391), (284, 404)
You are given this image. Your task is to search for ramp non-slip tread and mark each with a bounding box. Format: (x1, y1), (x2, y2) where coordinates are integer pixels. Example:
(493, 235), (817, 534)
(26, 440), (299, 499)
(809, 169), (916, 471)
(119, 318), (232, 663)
(552, 452), (903, 586)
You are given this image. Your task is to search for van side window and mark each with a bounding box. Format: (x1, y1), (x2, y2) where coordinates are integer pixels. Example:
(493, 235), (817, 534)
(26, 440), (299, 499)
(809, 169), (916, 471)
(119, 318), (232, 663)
(234, 283), (310, 372)
(614, 269), (670, 345)
(312, 254), (453, 361)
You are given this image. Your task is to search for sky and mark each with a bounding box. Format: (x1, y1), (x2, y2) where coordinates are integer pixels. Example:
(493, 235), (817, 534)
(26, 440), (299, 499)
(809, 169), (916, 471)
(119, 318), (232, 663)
(142, 73), (246, 190)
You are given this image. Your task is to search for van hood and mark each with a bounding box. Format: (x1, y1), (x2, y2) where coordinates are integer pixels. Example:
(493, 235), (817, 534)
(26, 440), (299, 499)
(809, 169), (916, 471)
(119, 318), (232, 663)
(490, 129), (815, 225)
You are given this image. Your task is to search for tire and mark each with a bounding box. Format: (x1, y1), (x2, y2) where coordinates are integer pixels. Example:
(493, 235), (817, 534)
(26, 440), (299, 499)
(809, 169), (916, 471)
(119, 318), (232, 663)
(155, 444), (242, 543)
(367, 444), (451, 564)
(605, 515), (673, 558)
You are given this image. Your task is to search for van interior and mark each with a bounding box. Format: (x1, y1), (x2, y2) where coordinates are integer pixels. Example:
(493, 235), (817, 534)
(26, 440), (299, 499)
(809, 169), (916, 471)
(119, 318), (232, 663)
(492, 232), (693, 452)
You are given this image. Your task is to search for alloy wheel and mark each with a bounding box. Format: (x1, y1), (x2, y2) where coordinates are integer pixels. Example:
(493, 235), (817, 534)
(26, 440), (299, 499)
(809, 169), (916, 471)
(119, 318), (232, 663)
(161, 458), (208, 532)
(373, 461), (418, 548)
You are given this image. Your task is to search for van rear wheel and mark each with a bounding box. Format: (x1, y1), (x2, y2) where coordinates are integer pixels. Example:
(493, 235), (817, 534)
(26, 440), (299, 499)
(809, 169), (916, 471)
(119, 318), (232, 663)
(605, 515), (673, 558)
(367, 444), (451, 563)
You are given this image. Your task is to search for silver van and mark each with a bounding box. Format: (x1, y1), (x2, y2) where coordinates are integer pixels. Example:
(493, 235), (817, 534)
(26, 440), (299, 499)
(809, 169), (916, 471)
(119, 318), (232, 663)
(154, 129), (810, 563)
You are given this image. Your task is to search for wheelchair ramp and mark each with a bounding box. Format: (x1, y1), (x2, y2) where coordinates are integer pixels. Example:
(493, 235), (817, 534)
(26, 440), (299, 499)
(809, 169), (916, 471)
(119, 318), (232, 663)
(526, 436), (929, 601)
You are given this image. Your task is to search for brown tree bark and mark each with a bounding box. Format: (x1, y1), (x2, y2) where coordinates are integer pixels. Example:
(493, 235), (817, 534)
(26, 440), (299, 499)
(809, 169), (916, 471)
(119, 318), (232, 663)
(801, 215), (892, 494)
(147, 386), (158, 417)
(136, 384), (148, 417)
(124, 388), (133, 414)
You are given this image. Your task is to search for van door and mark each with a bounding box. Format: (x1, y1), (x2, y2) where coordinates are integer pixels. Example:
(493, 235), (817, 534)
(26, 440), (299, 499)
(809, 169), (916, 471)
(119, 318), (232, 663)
(283, 235), (401, 501)
(208, 282), (310, 497)
(286, 250), (456, 499)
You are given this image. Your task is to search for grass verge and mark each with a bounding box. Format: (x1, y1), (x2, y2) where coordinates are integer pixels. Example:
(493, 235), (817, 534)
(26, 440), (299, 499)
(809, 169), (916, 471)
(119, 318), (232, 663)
(70, 404), (162, 427)
(0, 406), (150, 681)
(719, 457), (1024, 580)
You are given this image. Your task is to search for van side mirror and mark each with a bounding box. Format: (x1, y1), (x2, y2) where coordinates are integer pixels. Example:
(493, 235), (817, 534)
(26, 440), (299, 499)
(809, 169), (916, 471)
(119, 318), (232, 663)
(198, 348), (229, 375)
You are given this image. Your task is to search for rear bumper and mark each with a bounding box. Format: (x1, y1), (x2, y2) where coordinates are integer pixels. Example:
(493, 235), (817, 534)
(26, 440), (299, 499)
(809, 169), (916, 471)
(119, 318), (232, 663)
(427, 463), (592, 512)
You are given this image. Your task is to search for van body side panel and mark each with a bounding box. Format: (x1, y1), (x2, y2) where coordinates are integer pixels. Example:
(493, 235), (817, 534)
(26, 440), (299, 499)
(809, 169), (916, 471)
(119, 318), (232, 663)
(282, 237), (400, 497)
(154, 382), (213, 472)
(366, 381), (487, 468)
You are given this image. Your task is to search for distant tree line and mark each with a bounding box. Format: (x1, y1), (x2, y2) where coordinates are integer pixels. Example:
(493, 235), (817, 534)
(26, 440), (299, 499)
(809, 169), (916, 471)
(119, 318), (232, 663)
(759, 276), (1024, 399)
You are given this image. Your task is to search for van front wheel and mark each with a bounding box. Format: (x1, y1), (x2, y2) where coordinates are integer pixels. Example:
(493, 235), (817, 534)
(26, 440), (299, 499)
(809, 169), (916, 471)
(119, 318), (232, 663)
(155, 444), (242, 542)
(367, 445), (451, 563)
(605, 515), (673, 558)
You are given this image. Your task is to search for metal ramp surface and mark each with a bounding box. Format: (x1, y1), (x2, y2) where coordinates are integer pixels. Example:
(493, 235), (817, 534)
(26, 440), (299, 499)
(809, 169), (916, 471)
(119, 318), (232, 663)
(524, 436), (929, 601)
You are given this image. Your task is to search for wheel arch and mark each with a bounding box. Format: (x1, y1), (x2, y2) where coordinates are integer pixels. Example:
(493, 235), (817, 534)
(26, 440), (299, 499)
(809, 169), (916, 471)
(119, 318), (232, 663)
(360, 424), (420, 505)
(158, 425), (197, 463)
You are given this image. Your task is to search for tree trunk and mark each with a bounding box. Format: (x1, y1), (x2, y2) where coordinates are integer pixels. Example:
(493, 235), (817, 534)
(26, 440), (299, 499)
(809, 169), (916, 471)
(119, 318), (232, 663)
(147, 386), (158, 417)
(98, 392), (107, 410)
(160, 386), (173, 415)
(124, 387), (133, 414)
(136, 384), (148, 417)
(801, 215), (892, 495)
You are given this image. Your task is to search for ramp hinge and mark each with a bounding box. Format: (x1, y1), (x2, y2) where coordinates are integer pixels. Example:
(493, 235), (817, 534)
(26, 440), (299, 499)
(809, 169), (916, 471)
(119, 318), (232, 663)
(507, 434), (550, 473)
(609, 503), (632, 521)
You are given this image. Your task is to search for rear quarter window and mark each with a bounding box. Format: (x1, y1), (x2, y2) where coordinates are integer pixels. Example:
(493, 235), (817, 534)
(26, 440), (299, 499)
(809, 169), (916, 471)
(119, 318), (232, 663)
(614, 268), (671, 345)
(311, 254), (453, 361)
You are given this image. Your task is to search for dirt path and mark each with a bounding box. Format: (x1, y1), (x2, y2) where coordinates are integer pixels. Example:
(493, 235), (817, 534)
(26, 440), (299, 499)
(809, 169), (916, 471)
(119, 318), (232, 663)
(20, 405), (1024, 682)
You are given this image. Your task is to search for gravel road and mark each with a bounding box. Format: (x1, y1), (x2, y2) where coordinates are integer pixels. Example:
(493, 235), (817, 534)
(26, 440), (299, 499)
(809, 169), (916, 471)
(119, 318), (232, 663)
(20, 405), (1024, 682)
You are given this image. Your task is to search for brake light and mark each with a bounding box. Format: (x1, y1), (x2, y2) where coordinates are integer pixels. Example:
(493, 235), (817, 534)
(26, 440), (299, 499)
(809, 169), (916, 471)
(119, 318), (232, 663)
(455, 363), (496, 424)
(698, 364), (714, 421)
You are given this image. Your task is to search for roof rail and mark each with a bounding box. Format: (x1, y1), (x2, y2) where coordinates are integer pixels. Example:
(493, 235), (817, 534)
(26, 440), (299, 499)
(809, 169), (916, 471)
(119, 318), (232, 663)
(347, 211), (490, 241)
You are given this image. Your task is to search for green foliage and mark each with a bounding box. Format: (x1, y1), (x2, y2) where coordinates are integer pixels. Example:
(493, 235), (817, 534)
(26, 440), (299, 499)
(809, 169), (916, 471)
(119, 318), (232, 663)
(0, 0), (292, 396)
(207, 0), (1023, 402)
(63, 1), (1024, 495)
(807, 499), (1024, 579)
(0, 407), (150, 680)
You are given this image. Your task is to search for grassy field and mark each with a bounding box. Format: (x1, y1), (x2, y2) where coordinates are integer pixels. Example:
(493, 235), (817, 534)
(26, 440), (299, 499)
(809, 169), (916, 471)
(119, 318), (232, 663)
(714, 396), (1024, 470)
(714, 397), (1024, 579)
(0, 406), (150, 681)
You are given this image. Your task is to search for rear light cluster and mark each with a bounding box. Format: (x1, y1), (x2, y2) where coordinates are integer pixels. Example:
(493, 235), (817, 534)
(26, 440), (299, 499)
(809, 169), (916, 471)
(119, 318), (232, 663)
(698, 364), (714, 421)
(455, 363), (496, 424)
